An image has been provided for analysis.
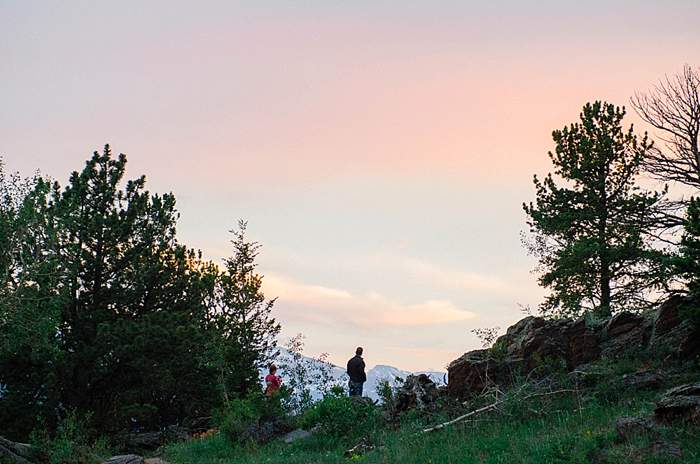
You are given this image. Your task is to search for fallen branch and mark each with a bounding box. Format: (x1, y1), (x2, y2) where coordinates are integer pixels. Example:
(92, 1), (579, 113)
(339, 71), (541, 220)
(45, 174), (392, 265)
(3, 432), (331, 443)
(422, 400), (505, 433)
(422, 388), (578, 433)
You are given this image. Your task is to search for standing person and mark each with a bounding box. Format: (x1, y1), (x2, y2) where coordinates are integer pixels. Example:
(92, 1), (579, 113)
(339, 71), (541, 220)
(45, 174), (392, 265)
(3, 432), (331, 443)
(346, 347), (366, 397)
(265, 363), (282, 396)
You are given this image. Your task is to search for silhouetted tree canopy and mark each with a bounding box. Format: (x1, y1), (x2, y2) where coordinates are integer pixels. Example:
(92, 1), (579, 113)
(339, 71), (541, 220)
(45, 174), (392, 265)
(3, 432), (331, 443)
(524, 102), (669, 318)
(0, 146), (279, 440)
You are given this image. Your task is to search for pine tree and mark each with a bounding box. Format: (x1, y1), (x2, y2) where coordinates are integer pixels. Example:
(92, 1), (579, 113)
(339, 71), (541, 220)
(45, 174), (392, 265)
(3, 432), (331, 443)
(676, 197), (700, 325)
(523, 102), (668, 318)
(1, 147), (223, 436)
(209, 220), (280, 402)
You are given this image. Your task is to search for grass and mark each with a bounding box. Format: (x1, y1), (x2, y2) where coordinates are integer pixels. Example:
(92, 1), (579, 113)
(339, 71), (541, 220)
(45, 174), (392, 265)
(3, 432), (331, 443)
(165, 360), (700, 464)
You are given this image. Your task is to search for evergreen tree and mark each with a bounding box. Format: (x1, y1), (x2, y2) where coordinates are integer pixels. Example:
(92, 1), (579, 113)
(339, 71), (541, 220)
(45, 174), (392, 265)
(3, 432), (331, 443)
(208, 221), (280, 402)
(0, 147), (222, 436)
(0, 162), (62, 439)
(676, 197), (700, 325)
(523, 102), (668, 318)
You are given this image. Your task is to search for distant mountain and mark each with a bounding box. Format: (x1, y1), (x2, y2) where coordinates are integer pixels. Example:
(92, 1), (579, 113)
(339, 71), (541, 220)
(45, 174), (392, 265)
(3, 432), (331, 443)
(260, 349), (445, 401)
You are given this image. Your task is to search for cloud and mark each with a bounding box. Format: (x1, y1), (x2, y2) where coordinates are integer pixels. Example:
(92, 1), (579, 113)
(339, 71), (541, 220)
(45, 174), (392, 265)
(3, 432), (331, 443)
(398, 257), (506, 291)
(263, 273), (476, 329)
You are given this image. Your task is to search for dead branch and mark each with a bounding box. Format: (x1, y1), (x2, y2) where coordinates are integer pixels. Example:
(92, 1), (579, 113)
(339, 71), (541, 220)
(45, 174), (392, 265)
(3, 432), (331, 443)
(423, 388), (578, 433)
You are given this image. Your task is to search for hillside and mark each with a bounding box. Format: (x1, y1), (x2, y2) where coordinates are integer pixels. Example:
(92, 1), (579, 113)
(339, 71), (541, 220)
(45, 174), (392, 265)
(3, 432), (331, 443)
(161, 297), (700, 464)
(2, 298), (698, 464)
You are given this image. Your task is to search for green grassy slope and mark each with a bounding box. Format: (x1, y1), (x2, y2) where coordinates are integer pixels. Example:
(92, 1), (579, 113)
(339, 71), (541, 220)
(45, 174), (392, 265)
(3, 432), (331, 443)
(164, 361), (700, 464)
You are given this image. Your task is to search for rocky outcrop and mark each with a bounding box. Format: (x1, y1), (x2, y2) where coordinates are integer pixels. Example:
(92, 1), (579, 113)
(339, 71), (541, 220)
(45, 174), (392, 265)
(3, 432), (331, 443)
(654, 383), (700, 424)
(649, 295), (700, 358)
(600, 312), (650, 358)
(448, 297), (699, 399)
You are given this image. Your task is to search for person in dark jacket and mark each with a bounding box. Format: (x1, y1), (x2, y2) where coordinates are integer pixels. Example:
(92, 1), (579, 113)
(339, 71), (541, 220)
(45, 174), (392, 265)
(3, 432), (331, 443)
(346, 347), (366, 397)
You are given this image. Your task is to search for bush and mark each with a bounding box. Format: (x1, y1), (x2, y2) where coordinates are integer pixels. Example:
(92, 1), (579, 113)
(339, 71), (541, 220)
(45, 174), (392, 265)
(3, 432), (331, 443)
(300, 391), (379, 439)
(217, 390), (294, 445)
(30, 411), (109, 464)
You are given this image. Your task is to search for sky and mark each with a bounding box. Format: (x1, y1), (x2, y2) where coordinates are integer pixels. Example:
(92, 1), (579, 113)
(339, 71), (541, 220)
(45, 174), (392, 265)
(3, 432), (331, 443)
(2, 0), (699, 371)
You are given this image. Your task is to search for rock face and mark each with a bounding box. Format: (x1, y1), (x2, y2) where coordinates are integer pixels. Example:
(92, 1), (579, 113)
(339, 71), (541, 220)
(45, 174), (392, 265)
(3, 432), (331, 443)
(649, 295), (700, 358)
(448, 297), (699, 399)
(654, 383), (700, 424)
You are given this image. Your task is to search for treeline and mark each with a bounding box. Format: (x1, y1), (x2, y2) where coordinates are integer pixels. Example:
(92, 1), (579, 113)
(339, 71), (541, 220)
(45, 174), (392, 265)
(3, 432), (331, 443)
(0, 149), (280, 440)
(523, 65), (700, 320)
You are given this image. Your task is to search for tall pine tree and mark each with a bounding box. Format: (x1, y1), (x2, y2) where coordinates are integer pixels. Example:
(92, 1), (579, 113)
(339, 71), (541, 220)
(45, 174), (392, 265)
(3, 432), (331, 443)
(0, 147), (223, 436)
(208, 221), (280, 403)
(523, 102), (667, 318)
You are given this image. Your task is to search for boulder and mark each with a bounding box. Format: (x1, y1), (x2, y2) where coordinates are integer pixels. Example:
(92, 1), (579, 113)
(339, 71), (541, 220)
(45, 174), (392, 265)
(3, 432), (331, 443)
(282, 428), (313, 444)
(0, 436), (35, 464)
(103, 455), (144, 464)
(600, 312), (649, 358)
(500, 317), (569, 370)
(622, 370), (663, 390)
(615, 417), (658, 442)
(447, 350), (491, 398)
(124, 426), (189, 451)
(241, 418), (293, 444)
(654, 383), (700, 424)
(565, 318), (600, 368)
(394, 374), (439, 412)
(651, 440), (683, 458)
(649, 296), (700, 359)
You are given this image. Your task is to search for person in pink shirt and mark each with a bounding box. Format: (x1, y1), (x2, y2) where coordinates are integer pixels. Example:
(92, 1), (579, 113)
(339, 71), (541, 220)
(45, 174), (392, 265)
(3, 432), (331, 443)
(265, 363), (282, 396)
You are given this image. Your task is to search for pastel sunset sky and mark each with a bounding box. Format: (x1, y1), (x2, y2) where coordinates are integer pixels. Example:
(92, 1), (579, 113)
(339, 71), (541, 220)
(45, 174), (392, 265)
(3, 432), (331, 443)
(2, 1), (699, 371)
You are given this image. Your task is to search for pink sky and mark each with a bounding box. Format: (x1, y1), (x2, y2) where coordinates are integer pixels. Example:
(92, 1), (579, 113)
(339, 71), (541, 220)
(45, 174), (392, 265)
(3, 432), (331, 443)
(2, 1), (699, 370)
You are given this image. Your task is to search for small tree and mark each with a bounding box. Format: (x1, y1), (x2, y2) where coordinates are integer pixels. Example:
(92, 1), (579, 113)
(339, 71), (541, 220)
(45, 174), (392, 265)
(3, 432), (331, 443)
(209, 221), (280, 402)
(523, 102), (668, 318)
(279, 333), (341, 414)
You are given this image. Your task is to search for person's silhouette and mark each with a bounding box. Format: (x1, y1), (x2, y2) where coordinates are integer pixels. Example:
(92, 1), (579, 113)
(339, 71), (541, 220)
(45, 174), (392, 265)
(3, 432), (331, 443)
(346, 347), (366, 397)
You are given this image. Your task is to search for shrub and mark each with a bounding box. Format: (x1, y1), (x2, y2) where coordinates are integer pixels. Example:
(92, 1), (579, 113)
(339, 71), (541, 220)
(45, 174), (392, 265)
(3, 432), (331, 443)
(30, 411), (109, 464)
(217, 390), (294, 445)
(300, 391), (379, 439)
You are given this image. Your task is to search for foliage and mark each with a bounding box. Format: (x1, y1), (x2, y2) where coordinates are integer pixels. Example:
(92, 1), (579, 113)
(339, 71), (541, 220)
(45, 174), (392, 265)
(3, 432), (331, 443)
(0, 161), (61, 439)
(0, 147), (280, 440)
(676, 197), (700, 326)
(207, 220), (281, 402)
(30, 411), (110, 464)
(375, 379), (397, 407)
(217, 391), (292, 445)
(471, 326), (501, 348)
(280, 334), (344, 414)
(523, 101), (669, 318)
(300, 391), (379, 440)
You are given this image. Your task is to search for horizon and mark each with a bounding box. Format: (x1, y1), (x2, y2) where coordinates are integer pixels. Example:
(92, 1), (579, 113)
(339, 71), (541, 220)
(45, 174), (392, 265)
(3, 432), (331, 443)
(2, 1), (700, 371)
